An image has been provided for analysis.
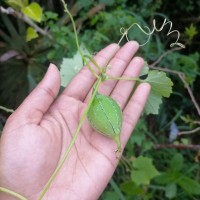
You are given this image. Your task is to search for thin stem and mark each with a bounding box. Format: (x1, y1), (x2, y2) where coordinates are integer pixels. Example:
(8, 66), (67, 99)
(178, 127), (200, 136)
(38, 77), (103, 200)
(0, 187), (27, 200)
(0, 106), (14, 113)
(84, 55), (102, 73)
(154, 144), (200, 150)
(61, 0), (100, 78)
(107, 76), (141, 82)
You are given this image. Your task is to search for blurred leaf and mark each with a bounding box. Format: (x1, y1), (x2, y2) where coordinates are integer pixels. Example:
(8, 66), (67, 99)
(99, 0), (115, 6)
(120, 181), (144, 195)
(42, 11), (58, 21)
(101, 191), (119, 200)
(169, 154), (183, 172)
(177, 176), (200, 195)
(22, 2), (42, 22)
(5, 0), (28, 10)
(131, 156), (160, 186)
(155, 172), (176, 185)
(78, 0), (93, 7)
(165, 183), (177, 199)
(185, 24), (198, 41)
(26, 27), (38, 42)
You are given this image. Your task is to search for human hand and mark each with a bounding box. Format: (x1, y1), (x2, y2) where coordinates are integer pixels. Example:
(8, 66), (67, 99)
(0, 42), (150, 200)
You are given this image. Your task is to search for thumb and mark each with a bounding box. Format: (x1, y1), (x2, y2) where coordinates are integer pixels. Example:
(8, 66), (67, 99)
(11, 63), (60, 125)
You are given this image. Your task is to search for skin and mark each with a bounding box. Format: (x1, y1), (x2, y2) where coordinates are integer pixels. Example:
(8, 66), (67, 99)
(0, 41), (150, 200)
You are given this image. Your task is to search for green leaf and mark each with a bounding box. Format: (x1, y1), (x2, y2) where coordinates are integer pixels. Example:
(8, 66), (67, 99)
(177, 176), (200, 195)
(5, 0), (28, 10)
(140, 61), (149, 77)
(144, 70), (173, 114)
(169, 153), (183, 172)
(145, 70), (173, 97)
(131, 156), (160, 186)
(42, 11), (58, 21)
(185, 24), (198, 41)
(26, 27), (38, 42)
(101, 191), (119, 200)
(155, 172), (175, 185)
(165, 183), (177, 199)
(120, 181), (144, 195)
(22, 2), (42, 22)
(144, 90), (162, 115)
(60, 45), (91, 87)
(99, 0), (115, 6)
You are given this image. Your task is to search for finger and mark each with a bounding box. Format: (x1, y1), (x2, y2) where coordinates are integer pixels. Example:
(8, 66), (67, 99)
(10, 64), (60, 125)
(121, 83), (151, 147)
(110, 57), (144, 110)
(62, 43), (119, 101)
(84, 41), (139, 103)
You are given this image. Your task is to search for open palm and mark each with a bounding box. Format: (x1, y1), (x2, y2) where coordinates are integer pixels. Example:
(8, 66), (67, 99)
(0, 42), (150, 200)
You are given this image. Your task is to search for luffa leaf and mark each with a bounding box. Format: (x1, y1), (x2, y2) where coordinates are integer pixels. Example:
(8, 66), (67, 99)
(145, 70), (173, 97)
(144, 69), (173, 114)
(87, 92), (122, 151)
(144, 90), (162, 115)
(60, 45), (91, 87)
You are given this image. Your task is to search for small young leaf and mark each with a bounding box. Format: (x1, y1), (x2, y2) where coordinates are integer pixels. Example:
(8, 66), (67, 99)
(185, 24), (198, 41)
(131, 156), (160, 186)
(26, 27), (38, 42)
(22, 2), (42, 22)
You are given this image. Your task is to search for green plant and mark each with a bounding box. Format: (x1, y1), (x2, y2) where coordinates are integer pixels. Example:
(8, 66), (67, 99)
(1, 0), (200, 200)
(0, 0), (174, 199)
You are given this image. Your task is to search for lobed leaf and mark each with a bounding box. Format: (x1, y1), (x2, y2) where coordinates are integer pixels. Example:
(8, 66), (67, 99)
(60, 45), (91, 87)
(144, 69), (173, 114)
(131, 156), (160, 186)
(144, 90), (162, 115)
(144, 70), (173, 97)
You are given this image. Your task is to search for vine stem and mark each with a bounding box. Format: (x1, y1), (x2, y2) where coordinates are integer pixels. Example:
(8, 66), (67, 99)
(107, 76), (141, 82)
(0, 187), (27, 200)
(38, 77), (103, 200)
(0, 106), (14, 113)
(61, 0), (100, 79)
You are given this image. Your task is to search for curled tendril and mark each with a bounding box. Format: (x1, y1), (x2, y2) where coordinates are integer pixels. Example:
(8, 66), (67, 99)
(118, 23), (152, 46)
(118, 18), (185, 48)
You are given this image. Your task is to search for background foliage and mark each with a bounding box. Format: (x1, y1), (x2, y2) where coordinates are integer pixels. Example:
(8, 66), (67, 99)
(0, 0), (200, 199)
